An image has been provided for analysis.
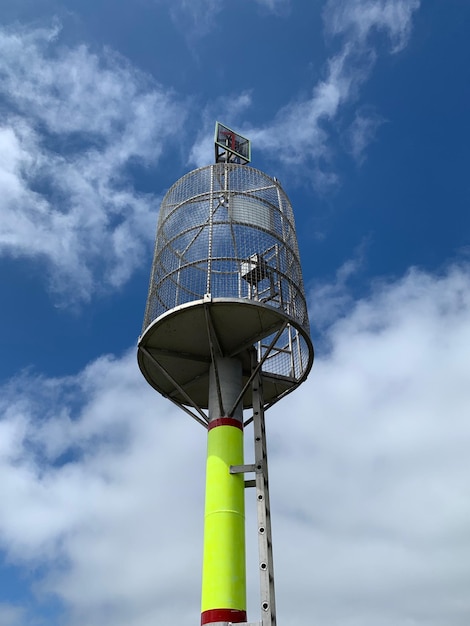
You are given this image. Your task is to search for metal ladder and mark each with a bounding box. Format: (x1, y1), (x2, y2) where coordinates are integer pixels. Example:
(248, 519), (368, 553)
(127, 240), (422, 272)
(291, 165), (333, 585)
(230, 366), (277, 626)
(252, 368), (277, 626)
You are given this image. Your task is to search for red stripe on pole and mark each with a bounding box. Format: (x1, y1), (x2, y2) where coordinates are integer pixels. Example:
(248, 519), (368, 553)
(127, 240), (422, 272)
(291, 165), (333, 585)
(207, 417), (243, 431)
(201, 608), (247, 624)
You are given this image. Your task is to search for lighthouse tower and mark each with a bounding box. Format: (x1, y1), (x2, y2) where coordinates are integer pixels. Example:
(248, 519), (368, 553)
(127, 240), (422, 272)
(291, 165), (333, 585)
(138, 122), (314, 625)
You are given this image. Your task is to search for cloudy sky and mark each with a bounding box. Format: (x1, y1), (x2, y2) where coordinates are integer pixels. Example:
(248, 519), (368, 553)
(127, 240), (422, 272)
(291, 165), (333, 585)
(1, 1), (470, 624)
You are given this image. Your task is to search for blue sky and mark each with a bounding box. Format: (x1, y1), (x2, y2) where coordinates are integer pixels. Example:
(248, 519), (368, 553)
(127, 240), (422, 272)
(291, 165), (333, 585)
(1, 1), (470, 625)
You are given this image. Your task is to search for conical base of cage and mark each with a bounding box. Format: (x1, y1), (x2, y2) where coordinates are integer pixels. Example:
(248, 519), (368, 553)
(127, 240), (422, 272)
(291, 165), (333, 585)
(137, 298), (313, 410)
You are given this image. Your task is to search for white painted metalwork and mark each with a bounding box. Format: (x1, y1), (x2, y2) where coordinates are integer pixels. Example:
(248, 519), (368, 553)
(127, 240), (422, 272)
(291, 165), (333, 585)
(139, 163), (313, 411)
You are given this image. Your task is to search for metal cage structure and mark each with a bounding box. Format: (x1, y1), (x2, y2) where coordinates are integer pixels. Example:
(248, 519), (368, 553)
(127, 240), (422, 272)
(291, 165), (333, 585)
(138, 162), (313, 411)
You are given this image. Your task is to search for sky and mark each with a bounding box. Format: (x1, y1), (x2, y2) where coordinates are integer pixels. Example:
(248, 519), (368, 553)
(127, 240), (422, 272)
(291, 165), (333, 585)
(0, 0), (470, 625)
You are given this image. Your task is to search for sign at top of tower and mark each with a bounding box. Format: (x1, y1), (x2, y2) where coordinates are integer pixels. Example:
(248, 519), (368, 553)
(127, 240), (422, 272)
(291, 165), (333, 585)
(214, 122), (251, 165)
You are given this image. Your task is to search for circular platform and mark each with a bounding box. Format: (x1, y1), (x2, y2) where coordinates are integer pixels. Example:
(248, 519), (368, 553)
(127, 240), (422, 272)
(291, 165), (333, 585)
(137, 297), (313, 410)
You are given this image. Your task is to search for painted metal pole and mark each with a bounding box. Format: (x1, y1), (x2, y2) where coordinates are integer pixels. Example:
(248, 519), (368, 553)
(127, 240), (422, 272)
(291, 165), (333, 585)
(201, 356), (247, 625)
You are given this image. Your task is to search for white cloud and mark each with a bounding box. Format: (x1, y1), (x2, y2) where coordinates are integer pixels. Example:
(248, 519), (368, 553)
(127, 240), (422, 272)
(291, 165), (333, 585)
(0, 24), (185, 302)
(0, 351), (205, 625)
(270, 262), (470, 624)
(166, 0), (222, 36)
(345, 108), (385, 162)
(309, 252), (365, 330)
(325, 0), (421, 53)
(1, 263), (470, 624)
(0, 604), (25, 626)
(156, 0), (290, 38)
(255, 0), (290, 11)
(226, 0), (421, 188)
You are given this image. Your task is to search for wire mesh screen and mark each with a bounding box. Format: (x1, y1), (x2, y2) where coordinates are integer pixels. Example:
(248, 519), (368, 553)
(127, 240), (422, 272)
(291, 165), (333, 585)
(144, 164), (309, 328)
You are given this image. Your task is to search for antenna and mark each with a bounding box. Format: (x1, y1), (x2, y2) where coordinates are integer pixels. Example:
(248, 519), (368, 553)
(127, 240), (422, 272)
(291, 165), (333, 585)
(138, 123), (314, 626)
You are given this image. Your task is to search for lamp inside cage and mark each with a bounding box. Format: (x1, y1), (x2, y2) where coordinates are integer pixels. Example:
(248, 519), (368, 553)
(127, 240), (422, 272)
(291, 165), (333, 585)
(241, 253), (270, 285)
